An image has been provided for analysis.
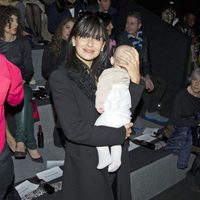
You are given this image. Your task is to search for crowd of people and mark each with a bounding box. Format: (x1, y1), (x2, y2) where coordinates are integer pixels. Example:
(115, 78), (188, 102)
(0, 0), (200, 199)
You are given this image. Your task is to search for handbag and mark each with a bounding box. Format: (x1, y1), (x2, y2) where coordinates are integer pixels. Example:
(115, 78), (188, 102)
(192, 126), (200, 147)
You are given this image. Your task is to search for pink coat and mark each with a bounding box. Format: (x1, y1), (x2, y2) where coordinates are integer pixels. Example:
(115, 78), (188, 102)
(0, 54), (24, 154)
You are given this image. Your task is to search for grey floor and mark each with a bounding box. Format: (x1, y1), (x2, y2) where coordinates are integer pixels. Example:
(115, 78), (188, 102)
(14, 104), (65, 183)
(13, 115), (161, 183)
(13, 113), (200, 200)
(150, 178), (200, 200)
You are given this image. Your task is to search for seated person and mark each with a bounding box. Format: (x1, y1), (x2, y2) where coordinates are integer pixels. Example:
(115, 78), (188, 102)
(161, 1), (179, 26)
(42, 17), (75, 147)
(46, 0), (86, 34)
(0, 5), (42, 162)
(42, 17), (75, 94)
(0, 0), (26, 25)
(175, 11), (198, 75)
(117, 11), (168, 123)
(95, 45), (139, 172)
(86, 0), (117, 30)
(86, 0), (116, 15)
(23, 0), (46, 44)
(166, 68), (200, 169)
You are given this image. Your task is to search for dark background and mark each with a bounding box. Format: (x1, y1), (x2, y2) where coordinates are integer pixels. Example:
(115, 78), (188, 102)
(112, 0), (200, 34)
(110, 0), (193, 117)
(133, 0), (200, 16)
(88, 0), (198, 116)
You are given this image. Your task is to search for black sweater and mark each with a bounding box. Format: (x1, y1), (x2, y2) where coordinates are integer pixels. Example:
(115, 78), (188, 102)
(172, 88), (200, 127)
(0, 37), (34, 83)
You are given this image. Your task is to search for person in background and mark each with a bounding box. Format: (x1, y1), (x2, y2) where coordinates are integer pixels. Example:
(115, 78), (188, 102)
(96, 12), (116, 57)
(42, 17), (75, 147)
(117, 11), (168, 123)
(0, 53), (23, 200)
(95, 45), (139, 172)
(86, 0), (116, 16)
(175, 11), (197, 38)
(86, 0), (117, 32)
(23, 0), (46, 44)
(166, 68), (200, 169)
(42, 17), (75, 93)
(161, 1), (179, 26)
(46, 0), (86, 34)
(0, 5), (42, 162)
(175, 11), (198, 75)
(49, 12), (143, 200)
(0, 0), (26, 26)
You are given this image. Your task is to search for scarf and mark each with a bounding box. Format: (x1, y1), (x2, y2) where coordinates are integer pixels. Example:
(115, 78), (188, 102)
(126, 30), (143, 51)
(67, 58), (97, 103)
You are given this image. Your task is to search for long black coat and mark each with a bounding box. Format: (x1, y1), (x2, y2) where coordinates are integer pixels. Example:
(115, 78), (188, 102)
(50, 67), (144, 200)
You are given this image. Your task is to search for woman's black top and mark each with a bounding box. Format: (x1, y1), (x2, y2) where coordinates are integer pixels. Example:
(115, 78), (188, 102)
(172, 88), (200, 127)
(0, 37), (34, 83)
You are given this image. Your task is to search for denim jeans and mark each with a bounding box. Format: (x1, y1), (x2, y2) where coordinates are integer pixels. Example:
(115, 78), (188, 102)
(166, 127), (192, 169)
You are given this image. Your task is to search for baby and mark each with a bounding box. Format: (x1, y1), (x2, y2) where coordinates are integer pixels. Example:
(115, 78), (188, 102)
(95, 45), (138, 172)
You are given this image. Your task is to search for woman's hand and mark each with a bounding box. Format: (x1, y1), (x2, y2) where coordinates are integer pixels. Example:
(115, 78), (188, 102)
(124, 122), (133, 139)
(115, 47), (140, 84)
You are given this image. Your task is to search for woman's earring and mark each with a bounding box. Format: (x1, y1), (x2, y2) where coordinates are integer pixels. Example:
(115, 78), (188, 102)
(101, 43), (105, 52)
(72, 39), (75, 47)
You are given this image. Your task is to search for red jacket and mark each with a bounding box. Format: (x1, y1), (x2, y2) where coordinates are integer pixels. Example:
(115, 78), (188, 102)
(0, 54), (24, 153)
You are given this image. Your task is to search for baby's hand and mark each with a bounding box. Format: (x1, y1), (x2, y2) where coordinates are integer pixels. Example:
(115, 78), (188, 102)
(97, 107), (104, 114)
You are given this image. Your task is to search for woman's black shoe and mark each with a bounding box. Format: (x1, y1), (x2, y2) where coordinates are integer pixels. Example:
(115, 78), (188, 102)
(14, 151), (26, 159)
(30, 156), (44, 163)
(27, 149), (44, 163)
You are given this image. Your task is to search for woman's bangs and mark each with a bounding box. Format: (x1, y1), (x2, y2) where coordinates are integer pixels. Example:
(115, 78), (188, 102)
(77, 18), (106, 40)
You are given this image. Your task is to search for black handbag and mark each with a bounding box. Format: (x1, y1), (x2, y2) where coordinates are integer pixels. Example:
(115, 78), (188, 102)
(192, 126), (200, 147)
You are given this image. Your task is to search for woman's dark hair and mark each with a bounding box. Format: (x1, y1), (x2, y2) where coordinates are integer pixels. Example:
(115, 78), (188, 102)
(0, 5), (22, 39)
(50, 17), (75, 57)
(67, 12), (109, 78)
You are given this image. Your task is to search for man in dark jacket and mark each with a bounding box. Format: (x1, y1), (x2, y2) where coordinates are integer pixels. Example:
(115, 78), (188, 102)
(117, 11), (168, 123)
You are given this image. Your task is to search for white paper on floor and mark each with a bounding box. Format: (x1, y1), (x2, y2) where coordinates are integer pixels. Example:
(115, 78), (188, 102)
(47, 160), (64, 169)
(36, 166), (63, 182)
(129, 134), (156, 151)
(142, 127), (159, 136)
(15, 180), (39, 198)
